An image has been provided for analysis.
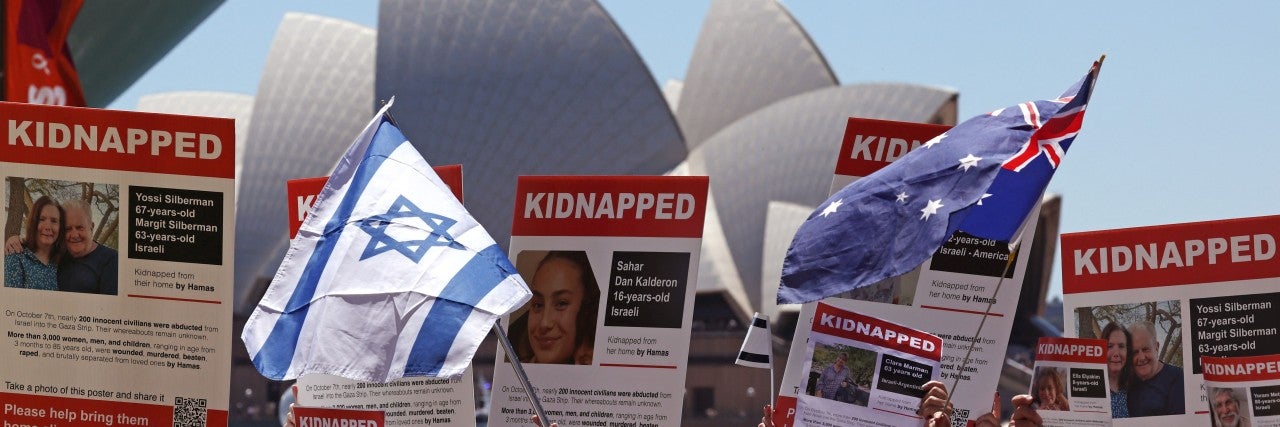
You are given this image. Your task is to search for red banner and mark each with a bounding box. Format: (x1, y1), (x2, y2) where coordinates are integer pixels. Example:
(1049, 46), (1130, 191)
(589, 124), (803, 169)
(0, 102), (236, 178)
(1034, 337), (1106, 364)
(5, 0), (85, 106)
(1202, 354), (1280, 382)
(812, 302), (943, 361)
(0, 391), (228, 426)
(834, 117), (950, 177)
(1061, 215), (1280, 294)
(293, 406), (385, 427)
(286, 165), (463, 238)
(511, 176), (708, 238)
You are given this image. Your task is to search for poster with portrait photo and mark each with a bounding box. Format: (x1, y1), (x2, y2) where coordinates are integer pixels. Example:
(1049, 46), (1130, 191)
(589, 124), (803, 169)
(794, 302), (942, 427)
(1030, 337), (1112, 426)
(0, 102), (235, 426)
(1201, 355), (1280, 427)
(1062, 215), (1280, 426)
(487, 176), (707, 427)
(777, 118), (1035, 427)
(4, 177), (120, 295)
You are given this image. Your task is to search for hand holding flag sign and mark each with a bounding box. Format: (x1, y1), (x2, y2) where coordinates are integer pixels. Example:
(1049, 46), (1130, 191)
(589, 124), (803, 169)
(779, 58), (1102, 304)
(242, 99), (531, 382)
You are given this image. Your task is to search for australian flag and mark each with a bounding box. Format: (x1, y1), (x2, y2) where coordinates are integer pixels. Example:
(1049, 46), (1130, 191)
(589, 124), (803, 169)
(242, 99), (531, 382)
(778, 59), (1102, 304)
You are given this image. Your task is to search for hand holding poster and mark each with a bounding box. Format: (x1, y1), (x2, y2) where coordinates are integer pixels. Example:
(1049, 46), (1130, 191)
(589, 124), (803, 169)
(1031, 337), (1112, 426)
(795, 302), (942, 427)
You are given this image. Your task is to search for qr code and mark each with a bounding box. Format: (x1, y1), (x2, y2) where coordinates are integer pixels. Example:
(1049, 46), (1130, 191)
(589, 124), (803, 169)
(173, 396), (208, 427)
(950, 408), (970, 427)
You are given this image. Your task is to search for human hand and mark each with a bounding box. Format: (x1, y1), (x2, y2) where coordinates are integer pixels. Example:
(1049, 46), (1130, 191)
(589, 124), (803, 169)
(531, 414), (559, 427)
(758, 404), (775, 427)
(5, 235), (23, 255)
(972, 392), (1001, 427)
(284, 385), (298, 427)
(1009, 394), (1043, 427)
(918, 380), (954, 419)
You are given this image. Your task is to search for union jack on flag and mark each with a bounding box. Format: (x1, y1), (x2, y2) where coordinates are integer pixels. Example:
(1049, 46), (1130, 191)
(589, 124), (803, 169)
(956, 60), (1099, 241)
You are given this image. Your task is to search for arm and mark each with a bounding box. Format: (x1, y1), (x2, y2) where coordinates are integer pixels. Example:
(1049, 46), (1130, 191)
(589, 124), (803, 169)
(5, 235), (23, 255)
(815, 368), (830, 397)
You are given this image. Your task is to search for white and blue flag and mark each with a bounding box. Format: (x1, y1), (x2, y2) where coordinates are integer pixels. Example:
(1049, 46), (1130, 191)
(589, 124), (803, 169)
(241, 99), (531, 382)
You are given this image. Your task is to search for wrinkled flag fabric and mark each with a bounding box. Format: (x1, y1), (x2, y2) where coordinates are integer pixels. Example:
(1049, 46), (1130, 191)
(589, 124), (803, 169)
(779, 59), (1101, 304)
(242, 99), (531, 382)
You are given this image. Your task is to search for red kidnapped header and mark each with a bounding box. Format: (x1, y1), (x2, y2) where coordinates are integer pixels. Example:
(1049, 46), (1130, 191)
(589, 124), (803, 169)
(812, 302), (942, 361)
(834, 117), (950, 178)
(5, 0), (86, 106)
(293, 406), (385, 427)
(1035, 337), (1106, 364)
(1202, 354), (1280, 382)
(512, 176), (708, 238)
(0, 102), (235, 178)
(287, 165), (464, 238)
(1061, 215), (1279, 294)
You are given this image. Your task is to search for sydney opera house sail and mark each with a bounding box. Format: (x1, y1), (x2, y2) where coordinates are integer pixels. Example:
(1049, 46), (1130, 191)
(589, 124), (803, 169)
(375, 0), (689, 248)
(232, 13), (376, 309)
(677, 0), (838, 150)
(689, 83), (957, 311)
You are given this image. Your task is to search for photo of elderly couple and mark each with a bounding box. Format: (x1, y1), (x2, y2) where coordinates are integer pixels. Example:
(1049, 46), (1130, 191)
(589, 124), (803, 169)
(1075, 300), (1184, 418)
(4, 177), (119, 295)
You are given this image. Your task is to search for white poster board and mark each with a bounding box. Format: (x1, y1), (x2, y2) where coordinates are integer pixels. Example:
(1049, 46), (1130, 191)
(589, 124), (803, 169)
(1, 103), (235, 426)
(1062, 214), (1280, 425)
(487, 176), (708, 427)
(794, 302), (943, 427)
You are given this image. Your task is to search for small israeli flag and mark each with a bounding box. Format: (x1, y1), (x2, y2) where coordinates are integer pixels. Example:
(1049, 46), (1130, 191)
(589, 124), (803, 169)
(735, 312), (772, 369)
(241, 99), (531, 382)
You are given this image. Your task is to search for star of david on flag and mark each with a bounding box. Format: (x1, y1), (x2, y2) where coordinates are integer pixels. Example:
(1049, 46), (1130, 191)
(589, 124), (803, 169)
(242, 98), (531, 382)
(358, 196), (461, 262)
(778, 58), (1102, 304)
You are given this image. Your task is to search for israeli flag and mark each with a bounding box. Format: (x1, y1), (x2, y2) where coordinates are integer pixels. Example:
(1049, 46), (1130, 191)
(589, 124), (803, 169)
(241, 99), (531, 382)
(735, 312), (772, 369)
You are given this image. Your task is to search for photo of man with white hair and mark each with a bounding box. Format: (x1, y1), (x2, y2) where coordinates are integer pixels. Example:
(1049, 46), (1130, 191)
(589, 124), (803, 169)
(1211, 387), (1250, 427)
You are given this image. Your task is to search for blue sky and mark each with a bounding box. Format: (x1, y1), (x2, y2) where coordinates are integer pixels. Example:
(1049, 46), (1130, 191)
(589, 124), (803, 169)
(108, 1), (1280, 298)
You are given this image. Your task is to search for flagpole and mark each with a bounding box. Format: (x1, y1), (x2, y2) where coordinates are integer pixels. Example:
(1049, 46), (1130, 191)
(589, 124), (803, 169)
(493, 319), (552, 426)
(944, 242), (1019, 409)
(767, 321), (776, 408)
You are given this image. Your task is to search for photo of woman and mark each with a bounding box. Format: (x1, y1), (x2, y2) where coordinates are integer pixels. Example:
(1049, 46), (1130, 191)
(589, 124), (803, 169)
(1102, 321), (1135, 418)
(3, 195), (64, 290)
(1032, 367), (1070, 411)
(511, 250), (600, 365)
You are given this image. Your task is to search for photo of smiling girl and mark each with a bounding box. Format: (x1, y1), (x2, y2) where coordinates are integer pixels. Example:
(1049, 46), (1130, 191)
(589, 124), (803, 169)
(510, 250), (601, 365)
